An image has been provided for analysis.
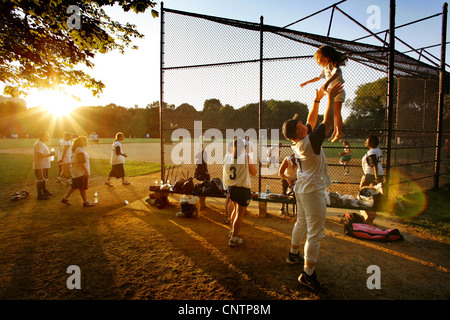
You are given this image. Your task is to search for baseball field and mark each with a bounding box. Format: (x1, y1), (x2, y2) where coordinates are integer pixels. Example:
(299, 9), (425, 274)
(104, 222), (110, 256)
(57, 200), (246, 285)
(0, 139), (449, 302)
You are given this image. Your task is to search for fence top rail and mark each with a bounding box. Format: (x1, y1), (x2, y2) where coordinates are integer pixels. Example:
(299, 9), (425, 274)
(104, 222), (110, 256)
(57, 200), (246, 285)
(163, 6), (442, 79)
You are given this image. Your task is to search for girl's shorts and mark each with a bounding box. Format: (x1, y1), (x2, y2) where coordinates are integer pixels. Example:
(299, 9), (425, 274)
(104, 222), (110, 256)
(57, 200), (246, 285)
(72, 176), (88, 190)
(229, 186), (251, 207)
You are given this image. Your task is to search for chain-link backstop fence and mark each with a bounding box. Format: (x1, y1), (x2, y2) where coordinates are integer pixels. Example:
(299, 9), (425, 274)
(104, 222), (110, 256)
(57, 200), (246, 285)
(159, 6), (449, 200)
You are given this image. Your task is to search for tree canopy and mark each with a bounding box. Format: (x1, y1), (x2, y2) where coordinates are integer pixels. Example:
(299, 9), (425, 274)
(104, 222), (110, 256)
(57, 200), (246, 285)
(0, 0), (158, 98)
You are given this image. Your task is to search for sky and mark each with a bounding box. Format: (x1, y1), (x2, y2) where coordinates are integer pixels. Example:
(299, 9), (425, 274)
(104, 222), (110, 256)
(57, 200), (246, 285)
(9, 0), (450, 111)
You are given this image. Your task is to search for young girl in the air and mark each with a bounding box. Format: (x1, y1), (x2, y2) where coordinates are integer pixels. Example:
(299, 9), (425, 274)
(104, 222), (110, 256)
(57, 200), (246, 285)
(300, 45), (347, 143)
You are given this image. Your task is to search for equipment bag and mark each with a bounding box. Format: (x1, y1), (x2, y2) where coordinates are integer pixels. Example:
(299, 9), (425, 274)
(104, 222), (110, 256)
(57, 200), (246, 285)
(344, 223), (403, 242)
(339, 212), (365, 224)
(181, 178), (194, 194)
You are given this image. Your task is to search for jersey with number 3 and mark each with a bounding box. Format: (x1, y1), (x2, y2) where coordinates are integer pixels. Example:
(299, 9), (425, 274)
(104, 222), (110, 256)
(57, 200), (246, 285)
(223, 153), (251, 189)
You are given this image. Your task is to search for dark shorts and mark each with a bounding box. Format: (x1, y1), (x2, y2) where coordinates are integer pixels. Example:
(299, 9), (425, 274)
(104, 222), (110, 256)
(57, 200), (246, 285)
(72, 176), (88, 190)
(34, 169), (49, 181)
(109, 164), (125, 178)
(340, 154), (352, 162)
(229, 186), (251, 207)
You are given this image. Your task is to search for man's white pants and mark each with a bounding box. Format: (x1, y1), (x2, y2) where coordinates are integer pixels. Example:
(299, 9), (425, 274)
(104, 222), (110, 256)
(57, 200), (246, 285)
(291, 189), (327, 264)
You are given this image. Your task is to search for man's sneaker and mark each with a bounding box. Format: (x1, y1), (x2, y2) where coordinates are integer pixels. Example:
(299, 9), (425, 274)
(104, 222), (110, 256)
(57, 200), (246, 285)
(83, 200), (95, 207)
(286, 252), (304, 265)
(298, 271), (328, 293)
(228, 237), (244, 247)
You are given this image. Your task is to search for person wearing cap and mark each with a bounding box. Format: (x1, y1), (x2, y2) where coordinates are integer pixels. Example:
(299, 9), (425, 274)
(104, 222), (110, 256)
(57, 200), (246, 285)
(282, 82), (343, 292)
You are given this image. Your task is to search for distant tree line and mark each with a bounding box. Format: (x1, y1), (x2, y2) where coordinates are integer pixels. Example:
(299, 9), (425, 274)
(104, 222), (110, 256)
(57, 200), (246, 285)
(0, 98), (310, 139)
(1, 77), (448, 140)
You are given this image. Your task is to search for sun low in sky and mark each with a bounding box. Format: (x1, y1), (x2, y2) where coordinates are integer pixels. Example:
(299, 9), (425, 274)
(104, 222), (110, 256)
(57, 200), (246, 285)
(26, 89), (82, 117)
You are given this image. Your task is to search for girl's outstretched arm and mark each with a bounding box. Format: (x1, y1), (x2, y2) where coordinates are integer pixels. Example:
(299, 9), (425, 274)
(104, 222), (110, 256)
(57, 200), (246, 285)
(300, 76), (321, 88)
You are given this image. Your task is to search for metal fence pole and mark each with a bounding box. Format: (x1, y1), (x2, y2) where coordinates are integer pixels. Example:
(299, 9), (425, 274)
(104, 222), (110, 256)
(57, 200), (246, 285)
(160, 2), (165, 181)
(385, 0), (396, 199)
(434, 2), (448, 189)
(258, 16), (264, 195)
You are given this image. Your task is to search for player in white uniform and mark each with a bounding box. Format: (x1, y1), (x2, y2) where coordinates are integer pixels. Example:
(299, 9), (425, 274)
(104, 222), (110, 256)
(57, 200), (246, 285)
(223, 138), (257, 246)
(57, 132), (72, 184)
(360, 135), (384, 189)
(282, 82), (343, 292)
(33, 131), (55, 200)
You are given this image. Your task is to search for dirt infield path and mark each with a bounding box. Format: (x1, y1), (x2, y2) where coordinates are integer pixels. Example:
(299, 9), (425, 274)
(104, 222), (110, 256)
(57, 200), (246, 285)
(0, 171), (449, 301)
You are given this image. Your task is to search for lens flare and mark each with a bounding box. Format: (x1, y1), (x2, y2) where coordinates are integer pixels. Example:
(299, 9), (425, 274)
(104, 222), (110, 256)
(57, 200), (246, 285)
(387, 168), (428, 220)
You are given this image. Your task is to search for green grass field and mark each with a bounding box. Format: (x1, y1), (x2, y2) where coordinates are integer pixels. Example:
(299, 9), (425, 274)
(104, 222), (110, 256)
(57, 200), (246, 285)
(0, 153), (160, 187)
(395, 184), (450, 240)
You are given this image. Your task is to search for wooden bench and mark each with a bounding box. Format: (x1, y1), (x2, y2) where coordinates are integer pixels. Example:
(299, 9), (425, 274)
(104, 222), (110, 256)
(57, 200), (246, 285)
(147, 188), (375, 218)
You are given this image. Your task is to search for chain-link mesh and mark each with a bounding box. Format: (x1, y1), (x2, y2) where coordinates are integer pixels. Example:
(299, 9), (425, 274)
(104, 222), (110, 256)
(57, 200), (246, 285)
(160, 7), (449, 199)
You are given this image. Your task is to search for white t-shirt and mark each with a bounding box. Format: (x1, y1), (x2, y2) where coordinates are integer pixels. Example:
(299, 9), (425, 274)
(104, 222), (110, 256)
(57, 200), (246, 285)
(58, 139), (72, 164)
(291, 124), (331, 194)
(319, 63), (344, 85)
(362, 148), (384, 176)
(33, 140), (51, 170)
(282, 156), (297, 181)
(71, 147), (90, 178)
(223, 153), (251, 189)
(319, 63), (345, 101)
(110, 140), (125, 165)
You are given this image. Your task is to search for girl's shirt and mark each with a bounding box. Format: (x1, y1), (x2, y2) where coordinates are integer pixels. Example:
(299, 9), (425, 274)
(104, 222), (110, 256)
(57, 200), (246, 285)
(71, 147), (90, 178)
(223, 152), (251, 189)
(111, 140), (125, 165)
(319, 63), (344, 86)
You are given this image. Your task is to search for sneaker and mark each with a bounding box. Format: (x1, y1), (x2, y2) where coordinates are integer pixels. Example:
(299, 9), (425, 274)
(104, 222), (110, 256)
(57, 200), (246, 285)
(83, 200), (95, 207)
(61, 198), (70, 205)
(286, 252), (304, 265)
(122, 181), (131, 185)
(105, 181), (113, 187)
(228, 237), (244, 247)
(298, 271), (328, 293)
